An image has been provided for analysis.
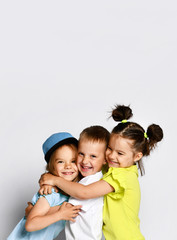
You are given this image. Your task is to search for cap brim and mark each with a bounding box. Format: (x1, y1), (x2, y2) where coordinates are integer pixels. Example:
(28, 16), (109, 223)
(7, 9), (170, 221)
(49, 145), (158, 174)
(45, 137), (78, 163)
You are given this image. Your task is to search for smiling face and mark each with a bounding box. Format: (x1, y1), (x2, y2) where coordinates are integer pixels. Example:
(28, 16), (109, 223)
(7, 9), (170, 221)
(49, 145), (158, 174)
(106, 134), (143, 168)
(50, 145), (78, 181)
(77, 140), (106, 177)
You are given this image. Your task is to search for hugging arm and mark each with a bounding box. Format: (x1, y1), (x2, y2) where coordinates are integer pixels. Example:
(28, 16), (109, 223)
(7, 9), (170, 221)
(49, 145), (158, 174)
(25, 202), (60, 218)
(25, 197), (81, 232)
(39, 173), (114, 200)
(25, 185), (59, 218)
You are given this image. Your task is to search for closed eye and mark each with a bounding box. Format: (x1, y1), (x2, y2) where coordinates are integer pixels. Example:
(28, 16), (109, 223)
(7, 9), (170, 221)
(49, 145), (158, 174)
(91, 155), (96, 158)
(57, 160), (64, 163)
(78, 152), (84, 156)
(118, 152), (123, 155)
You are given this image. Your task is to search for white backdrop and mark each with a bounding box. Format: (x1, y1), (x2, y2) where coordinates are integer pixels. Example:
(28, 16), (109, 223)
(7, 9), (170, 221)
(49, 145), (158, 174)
(1, 1), (177, 239)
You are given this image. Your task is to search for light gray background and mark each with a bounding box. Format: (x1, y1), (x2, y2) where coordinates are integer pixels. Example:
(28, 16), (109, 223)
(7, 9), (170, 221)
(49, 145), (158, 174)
(1, 1), (176, 239)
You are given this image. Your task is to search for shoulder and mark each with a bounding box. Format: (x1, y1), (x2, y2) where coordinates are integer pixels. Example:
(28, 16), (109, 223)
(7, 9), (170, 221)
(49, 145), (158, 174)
(102, 166), (138, 191)
(46, 189), (69, 205)
(35, 189), (69, 207)
(103, 165), (138, 179)
(79, 171), (103, 185)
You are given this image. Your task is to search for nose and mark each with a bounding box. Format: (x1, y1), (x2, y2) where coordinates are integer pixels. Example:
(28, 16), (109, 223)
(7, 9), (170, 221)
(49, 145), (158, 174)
(107, 149), (116, 160)
(82, 156), (89, 164)
(64, 162), (72, 169)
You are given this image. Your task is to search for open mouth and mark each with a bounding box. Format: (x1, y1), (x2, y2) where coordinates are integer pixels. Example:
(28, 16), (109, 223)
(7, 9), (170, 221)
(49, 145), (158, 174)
(80, 165), (92, 172)
(62, 172), (74, 175)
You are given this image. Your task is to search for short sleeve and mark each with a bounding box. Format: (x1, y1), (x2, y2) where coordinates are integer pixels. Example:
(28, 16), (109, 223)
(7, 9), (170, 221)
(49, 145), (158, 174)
(31, 192), (40, 205)
(102, 167), (127, 199)
(31, 188), (69, 207)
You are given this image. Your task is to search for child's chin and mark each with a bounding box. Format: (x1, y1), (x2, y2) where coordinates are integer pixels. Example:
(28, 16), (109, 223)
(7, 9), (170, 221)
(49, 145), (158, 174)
(80, 170), (96, 177)
(62, 175), (76, 181)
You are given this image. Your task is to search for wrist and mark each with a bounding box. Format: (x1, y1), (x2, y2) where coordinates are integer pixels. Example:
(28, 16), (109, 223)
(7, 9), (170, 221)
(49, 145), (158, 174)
(53, 176), (61, 187)
(53, 176), (59, 186)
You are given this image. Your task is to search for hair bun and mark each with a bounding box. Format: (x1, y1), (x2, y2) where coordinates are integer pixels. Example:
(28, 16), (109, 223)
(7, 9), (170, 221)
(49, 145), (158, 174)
(147, 124), (163, 143)
(112, 105), (133, 122)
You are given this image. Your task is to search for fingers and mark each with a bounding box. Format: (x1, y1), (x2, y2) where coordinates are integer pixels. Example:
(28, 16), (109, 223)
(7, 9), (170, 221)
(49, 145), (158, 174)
(53, 186), (59, 193)
(38, 172), (49, 186)
(73, 209), (81, 215)
(38, 185), (53, 195)
(69, 218), (76, 222)
(59, 202), (81, 222)
(68, 211), (80, 222)
(25, 202), (33, 217)
(62, 202), (68, 207)
(73, 205), (82, 210)
(62, 202), (82, 209)
(39, 173), (45, 182)
(38, 187), (43, 195)
(43, 187), (50, 195)
(47, 186), (52, 194)
(38, 186), (46, 195)
(70, 206), (81, 217)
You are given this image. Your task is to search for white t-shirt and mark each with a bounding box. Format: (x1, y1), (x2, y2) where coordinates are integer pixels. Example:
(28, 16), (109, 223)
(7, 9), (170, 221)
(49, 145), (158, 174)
(65, 171), (103, 240)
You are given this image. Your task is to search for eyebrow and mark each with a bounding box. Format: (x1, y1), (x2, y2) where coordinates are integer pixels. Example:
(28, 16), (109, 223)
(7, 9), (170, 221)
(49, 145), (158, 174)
(55, 158), (65, 161)
(55, 157), (77, 161)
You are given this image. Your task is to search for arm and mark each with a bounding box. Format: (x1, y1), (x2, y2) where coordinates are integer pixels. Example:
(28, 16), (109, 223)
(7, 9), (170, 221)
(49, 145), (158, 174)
(39, 173), (114, 200)
(25, 185), (59, 217)
(25, 202), (61, 218)
(25, 202), (33, 217)
(38, 184), (58, 195)
(25, 197), (81, 232)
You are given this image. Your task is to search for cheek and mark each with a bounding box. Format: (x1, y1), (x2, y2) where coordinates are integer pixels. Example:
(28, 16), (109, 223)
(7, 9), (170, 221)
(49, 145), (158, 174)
(76, 162), (80, 170)
(105, 150), (110, 159)
(73, 164), (78, 172)
(55, 165), (63, 173)
(77, 157), (82, 165)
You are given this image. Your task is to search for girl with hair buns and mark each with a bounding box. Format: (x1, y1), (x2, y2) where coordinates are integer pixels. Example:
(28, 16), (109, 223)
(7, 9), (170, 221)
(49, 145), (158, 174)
(39, 105), (163, 240)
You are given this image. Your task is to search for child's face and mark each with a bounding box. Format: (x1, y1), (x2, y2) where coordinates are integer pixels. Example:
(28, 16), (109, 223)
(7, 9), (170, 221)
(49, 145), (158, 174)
(77, 140), (106, 177)
(106, 134), (142, 168)
(52, 145), (78, 181)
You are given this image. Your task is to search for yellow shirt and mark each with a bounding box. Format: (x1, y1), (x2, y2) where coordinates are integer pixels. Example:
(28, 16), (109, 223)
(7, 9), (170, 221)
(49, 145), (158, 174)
(102, 165), (145, 240)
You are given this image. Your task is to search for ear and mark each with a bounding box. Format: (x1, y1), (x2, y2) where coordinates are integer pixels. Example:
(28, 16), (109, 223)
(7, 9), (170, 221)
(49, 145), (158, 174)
(134, 152), (143, 162)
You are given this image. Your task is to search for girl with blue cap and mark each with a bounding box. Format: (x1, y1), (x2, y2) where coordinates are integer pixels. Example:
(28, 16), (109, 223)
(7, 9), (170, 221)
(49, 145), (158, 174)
(7, 132), (81, 240)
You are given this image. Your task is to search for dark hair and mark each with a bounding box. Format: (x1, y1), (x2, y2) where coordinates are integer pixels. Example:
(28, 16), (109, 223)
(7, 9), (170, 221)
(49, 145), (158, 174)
(79, 125), (110, 148)
(111, 104), (163, 175)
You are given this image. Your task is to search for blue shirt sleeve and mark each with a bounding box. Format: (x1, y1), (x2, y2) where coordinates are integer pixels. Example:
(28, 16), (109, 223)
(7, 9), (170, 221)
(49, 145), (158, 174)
(31, 188), (69, 207)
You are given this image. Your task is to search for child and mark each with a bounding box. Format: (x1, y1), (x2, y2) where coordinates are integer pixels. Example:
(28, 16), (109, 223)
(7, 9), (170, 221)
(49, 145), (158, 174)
(39, 126), (110, 240)
(7, 132), (81, 240)
(40, 105), (163, 240)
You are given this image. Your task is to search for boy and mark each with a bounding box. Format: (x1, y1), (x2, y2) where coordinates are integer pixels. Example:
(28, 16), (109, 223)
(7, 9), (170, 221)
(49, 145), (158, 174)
(39, 126), (110, 240)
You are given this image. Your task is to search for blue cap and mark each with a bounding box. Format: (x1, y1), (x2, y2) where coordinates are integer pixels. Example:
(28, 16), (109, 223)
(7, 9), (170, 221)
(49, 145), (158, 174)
(42, 132), (78, 163)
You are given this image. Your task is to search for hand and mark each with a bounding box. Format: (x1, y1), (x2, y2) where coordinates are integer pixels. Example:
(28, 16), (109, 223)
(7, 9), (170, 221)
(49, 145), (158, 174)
(25, 202), (33, 217)
(38, 185), (59, 195)
(39, 173), (57, 187)
(58, 202), (82, 222)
